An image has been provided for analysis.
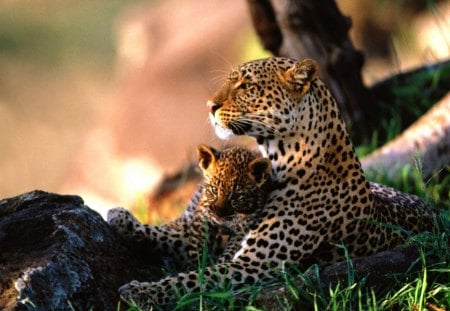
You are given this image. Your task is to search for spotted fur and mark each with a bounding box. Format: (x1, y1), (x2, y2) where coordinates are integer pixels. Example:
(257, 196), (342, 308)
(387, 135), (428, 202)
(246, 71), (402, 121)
(119, 57), (435, 308)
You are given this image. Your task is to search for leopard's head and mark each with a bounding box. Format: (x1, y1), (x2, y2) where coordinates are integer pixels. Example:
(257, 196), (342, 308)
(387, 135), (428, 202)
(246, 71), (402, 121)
(208, 57), (318, 140)
(197, 144), (272, 219)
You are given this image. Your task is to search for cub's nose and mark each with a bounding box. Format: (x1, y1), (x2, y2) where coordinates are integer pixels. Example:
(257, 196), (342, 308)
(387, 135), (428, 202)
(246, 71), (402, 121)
(215, 206), (233, 217)
(207, 100), (223, 116)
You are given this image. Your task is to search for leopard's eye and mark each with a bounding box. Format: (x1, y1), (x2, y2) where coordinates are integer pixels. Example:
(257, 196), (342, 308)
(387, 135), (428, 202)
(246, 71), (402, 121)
(228, 70), (239, 82)
(238, 82), (248, 90)
(237, 81), (256, 92)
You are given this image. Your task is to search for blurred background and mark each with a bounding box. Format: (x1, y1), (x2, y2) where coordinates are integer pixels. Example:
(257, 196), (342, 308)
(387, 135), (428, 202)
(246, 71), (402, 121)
(0, 0), (448, 220)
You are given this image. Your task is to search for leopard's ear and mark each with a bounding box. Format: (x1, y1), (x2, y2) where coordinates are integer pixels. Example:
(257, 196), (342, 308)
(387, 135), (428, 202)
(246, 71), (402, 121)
(280, 59), (318, 95)
(248, 158), (272, 186)
(197, 144), (219, 172)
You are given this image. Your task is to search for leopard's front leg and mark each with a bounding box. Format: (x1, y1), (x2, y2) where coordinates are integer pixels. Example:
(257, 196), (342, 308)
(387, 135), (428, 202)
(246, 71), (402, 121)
(118, 259), (274, 308)
(118, 223), (278, 308)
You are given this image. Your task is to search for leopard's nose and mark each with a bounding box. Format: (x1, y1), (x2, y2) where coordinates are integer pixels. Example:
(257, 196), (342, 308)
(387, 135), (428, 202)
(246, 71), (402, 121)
(207, 100), (222, 116)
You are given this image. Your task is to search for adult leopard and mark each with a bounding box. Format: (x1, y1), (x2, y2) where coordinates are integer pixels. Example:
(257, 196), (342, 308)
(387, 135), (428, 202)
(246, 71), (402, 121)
(119, 57), (435, 308)
(108, 144), (272, 267)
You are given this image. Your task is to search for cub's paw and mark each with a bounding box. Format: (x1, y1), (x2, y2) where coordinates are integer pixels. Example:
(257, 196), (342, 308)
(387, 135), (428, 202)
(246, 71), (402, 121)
(107, 207), (141, 237)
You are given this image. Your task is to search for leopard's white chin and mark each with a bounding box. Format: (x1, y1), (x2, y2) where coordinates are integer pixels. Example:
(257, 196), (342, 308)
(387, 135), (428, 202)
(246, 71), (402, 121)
(215, 126), (234, 140)
(210, 118), (234, 140)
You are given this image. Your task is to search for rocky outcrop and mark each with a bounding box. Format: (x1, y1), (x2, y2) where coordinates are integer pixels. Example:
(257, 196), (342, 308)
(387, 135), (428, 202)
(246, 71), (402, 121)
(0, 190), (158, 311)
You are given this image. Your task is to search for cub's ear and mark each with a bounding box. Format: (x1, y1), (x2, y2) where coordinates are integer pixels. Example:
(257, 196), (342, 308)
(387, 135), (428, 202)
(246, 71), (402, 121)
(280, 59), (318, 95)
(197, 144), (219, 172)
(248, 158), (272, 186)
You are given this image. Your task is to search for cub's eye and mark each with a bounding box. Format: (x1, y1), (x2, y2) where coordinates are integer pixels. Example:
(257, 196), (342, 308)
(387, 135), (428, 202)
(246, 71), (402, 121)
(210, 185), (218, 195)
(205, 185), (218, 197)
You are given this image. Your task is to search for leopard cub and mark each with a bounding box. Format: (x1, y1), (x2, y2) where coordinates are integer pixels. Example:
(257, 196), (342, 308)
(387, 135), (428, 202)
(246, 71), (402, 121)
(107, 144), (272, 266)
(197, 144), (272, 234)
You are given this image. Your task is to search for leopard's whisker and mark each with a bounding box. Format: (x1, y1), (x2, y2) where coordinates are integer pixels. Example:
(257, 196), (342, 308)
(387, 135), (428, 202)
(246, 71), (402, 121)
(237, 118), (276, 133)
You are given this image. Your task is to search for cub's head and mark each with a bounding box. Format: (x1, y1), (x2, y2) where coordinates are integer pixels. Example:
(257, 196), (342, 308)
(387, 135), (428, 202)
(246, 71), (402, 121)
(207, 57), (318, 140)
(197, 144), (272, 219)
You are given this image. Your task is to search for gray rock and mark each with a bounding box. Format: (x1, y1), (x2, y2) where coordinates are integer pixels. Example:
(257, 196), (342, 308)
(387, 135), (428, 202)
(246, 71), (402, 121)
(0, 190), (155, 311)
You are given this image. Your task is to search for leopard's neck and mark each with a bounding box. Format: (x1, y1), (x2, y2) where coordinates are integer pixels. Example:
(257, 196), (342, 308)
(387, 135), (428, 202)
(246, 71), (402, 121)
(257, 81), (370, 196)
